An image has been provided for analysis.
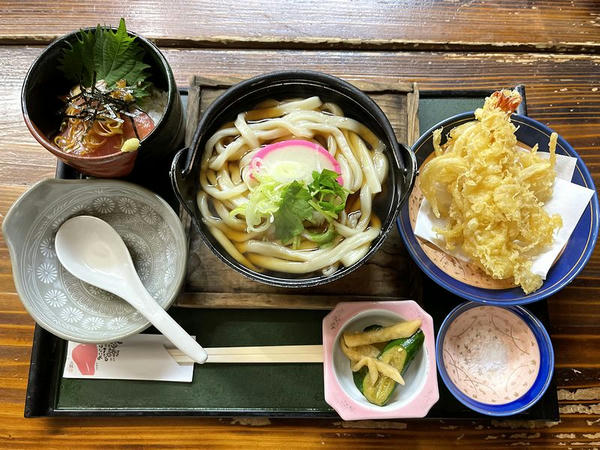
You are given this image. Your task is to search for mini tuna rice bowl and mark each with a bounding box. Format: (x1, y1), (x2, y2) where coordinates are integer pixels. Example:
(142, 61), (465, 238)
(22, 18), (184, 177)
(436, 302), (554, 416)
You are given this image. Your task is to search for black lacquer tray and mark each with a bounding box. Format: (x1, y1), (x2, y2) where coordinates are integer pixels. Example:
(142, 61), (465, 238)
(23, 86), (559, 420)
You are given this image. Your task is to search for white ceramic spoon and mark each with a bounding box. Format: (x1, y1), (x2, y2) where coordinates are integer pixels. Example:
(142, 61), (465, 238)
(55, 215), (208, 364)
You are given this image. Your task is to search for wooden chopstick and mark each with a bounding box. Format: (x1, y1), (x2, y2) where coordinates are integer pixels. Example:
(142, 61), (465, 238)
(166, 345), (323, 364)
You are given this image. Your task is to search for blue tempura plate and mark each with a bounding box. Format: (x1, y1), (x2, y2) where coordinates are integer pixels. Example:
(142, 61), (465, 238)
(397, 112), (599, 305)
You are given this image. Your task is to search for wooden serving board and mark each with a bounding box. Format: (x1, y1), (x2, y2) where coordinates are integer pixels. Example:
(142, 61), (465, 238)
(175, 76), (421, 310)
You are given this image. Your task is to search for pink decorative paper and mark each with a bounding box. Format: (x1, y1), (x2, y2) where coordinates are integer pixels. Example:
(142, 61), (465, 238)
(72, 344), (98, 375)
(63, 335), (194, 382)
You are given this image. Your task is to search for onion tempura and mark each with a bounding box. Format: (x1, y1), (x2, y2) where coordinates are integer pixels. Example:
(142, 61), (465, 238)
(419, 90), (562, 294)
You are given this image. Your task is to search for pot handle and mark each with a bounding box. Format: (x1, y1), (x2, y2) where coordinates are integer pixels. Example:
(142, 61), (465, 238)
(397, 141), (418, 208)
(170, 147), (196, 219)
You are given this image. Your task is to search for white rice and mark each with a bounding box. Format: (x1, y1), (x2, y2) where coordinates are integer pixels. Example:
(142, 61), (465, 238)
(139, 87), (168, 126)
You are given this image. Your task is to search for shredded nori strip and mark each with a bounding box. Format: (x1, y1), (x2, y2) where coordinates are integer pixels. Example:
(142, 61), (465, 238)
(58, 71), (146, 140)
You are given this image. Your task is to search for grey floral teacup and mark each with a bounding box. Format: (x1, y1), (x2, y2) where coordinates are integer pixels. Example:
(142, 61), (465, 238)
(3, 179), (187, 343)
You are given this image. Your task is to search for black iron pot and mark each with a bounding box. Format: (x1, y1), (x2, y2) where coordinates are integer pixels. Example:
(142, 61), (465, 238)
(171, 70), (416, 288)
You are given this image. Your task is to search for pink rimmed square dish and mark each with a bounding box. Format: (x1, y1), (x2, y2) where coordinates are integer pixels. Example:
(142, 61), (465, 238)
(322, 301), (439, 420)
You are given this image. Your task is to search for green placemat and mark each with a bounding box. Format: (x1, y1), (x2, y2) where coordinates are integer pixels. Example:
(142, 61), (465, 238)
(57, 308), (328, 411)
(418, 97), (483, 135)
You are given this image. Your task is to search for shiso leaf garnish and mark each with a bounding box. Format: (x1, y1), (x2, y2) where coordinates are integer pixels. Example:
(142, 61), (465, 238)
(58, 18), (151, 100)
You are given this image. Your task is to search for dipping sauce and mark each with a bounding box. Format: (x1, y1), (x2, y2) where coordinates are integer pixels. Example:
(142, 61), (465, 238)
(442, 306), (540, 405)
(55, 106), (155, 156)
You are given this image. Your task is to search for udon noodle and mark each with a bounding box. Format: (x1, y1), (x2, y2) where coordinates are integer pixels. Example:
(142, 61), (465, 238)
(197, 96), (389, 275)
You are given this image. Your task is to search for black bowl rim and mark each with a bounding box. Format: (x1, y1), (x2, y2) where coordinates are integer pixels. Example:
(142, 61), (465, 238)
(174, 70), (417, 288)
(21, 25), (178, 161)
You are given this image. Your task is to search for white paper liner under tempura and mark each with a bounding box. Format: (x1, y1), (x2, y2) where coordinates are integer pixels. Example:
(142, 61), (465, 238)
(415, 152), (595, 280)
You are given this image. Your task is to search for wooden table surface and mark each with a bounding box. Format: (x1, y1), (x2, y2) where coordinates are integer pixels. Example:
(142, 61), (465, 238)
(1, 1), (599, 448)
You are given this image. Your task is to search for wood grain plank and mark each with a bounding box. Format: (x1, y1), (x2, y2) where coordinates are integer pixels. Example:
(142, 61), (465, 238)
(553, 334), (600, 368)
(0, 1), (599, 54)
(548, 287), (600, 329)
(177, 292), (401, 310)
(2, 415), (600, 448)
